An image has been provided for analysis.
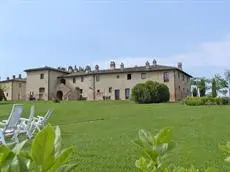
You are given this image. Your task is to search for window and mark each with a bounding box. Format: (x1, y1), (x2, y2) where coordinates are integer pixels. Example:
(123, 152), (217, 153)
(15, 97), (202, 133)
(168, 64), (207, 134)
(40, 73), (44, 79)
(81, 76), (84, 82)
(125, 88), (130, 99)
(109, 87), (112, 93)
(97, 89), (100, 93)
(163, 72), (169, 82)
(141, 73), (146, 79)
(39, 87), (45, 93)
(19, 83), (22, 88)
(127, 74), (132, 80)
(80, 89), (83, 94)
(60, 79), (66, 85)
(6, 93), (8, 97)
(39, 87), (45, 100)
(73, 77), (76, 83)
(116, 75), (120, 79)
(96, 75), (100, 82)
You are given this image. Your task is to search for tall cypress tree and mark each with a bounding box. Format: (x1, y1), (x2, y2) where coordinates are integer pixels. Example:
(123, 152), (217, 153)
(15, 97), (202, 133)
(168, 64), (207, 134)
(192, 87), (198, 97)
(199, 79), (206, 97)
(212, 79), (217, 97)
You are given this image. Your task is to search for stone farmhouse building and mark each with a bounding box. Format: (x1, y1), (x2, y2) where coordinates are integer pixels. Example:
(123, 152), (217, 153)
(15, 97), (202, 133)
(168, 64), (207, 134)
(0, 60), (192, 102)
(0, 74), (26, 101)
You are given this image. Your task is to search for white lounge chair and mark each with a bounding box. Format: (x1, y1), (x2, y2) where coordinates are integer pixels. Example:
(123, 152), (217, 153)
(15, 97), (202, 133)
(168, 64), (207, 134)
(18, 105), (36, 139)
(32, 109), (53, 133)
(19, 107), (53, 138)
(0, 104), (24, 145)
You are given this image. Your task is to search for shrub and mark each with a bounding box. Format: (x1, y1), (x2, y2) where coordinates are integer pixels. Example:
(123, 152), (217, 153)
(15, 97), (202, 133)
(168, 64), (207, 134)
(132, 83), (151, 103)
(54, 97), (60, 103)
(184, 97), (206, 106)
(132, 81), (170, 104)
(134, 128), (215, 171)
(221, 97), (229, 105)
(184, 96), (230, 106)
(0, 125), (77, 171)
(156, 83), (170, 103)
(0, 88), (7, 101)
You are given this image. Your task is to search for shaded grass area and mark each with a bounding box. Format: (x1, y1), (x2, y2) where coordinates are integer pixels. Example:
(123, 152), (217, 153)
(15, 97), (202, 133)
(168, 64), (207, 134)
(0, 101), (230, 171)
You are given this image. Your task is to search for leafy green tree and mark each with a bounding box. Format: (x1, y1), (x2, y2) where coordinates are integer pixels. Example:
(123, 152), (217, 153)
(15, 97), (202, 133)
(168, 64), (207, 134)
(0, 85), (7, 101)
(212, 79), (217, 97)
(224, 70), (230, 97)
(214, 74), (228, 96)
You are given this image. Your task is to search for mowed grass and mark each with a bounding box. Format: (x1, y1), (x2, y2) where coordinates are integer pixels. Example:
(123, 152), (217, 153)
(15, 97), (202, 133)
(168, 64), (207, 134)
(1, 101), (230, 171)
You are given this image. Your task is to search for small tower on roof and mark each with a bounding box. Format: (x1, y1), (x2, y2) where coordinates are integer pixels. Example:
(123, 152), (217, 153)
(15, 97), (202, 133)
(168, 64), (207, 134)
(153, 59), (157, 66)
(145, 61), (150, 69)
(110, 61), (116, 70)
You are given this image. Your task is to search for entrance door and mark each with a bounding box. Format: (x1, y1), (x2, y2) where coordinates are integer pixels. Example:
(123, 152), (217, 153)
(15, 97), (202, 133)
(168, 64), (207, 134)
(114, 89), (120, 100)
(56, 91), (63, 100)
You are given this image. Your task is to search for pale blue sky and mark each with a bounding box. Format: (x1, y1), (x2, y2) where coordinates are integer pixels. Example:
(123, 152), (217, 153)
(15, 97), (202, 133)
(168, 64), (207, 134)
(1, 0), (230, 79)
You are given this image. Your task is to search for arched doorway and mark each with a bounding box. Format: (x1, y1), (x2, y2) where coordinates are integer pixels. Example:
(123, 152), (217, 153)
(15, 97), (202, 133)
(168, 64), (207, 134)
(56, 91), (63, 100)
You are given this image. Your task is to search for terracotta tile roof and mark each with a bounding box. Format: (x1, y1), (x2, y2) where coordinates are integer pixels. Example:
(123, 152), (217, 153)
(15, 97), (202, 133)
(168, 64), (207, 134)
(24, 66), (70, 74)
(0, 78), (26, 83)
(60, 65), (192, 78)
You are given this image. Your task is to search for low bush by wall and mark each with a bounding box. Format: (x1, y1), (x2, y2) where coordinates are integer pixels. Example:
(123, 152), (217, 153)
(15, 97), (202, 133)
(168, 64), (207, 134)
(184, 96), (230, 106)
(131, 81), (170, 104)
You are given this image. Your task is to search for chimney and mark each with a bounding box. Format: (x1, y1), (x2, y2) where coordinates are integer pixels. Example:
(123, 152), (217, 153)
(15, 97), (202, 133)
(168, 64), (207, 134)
(120, 62), (124, 70)
(95, 65), (99, 71)
(110, 61), (116, 70)
(12, 75), (16, 79)
(7, 77), (9, 80)
(153, 59), (157, 66)
(177, 62), (183, 70)
(18, 74), (22, 79)
(145, 61), (150, 69)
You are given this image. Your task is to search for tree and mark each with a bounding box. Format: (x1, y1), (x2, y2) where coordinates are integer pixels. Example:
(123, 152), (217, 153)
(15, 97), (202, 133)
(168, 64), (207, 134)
(212, 79), (217, 97)
(214, 74), (228, 96)
(199, 79), (206, 97)
(192, 87), (198, 97)
(224, 70), (230, 97)
(0, 85), (7, 101)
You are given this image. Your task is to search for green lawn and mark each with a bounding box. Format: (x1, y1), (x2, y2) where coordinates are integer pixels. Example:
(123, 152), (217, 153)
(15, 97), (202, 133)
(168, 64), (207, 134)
(1, 101), (230, 171)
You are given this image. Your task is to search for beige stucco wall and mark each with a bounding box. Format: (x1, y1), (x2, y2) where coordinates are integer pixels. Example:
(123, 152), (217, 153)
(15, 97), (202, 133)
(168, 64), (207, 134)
(174, 70), (190, 101)
(26, 70), (49, 100)
(25, 68), (190, 102)
(0, 80), (26, 100)
(49, 70), (68, 99)
(93, 70), (176, 101)
(0, 82), (12, 100)
(65, 75), (94, 100)
(26, 70), (68, 100)
(12, 81), (26, 100)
